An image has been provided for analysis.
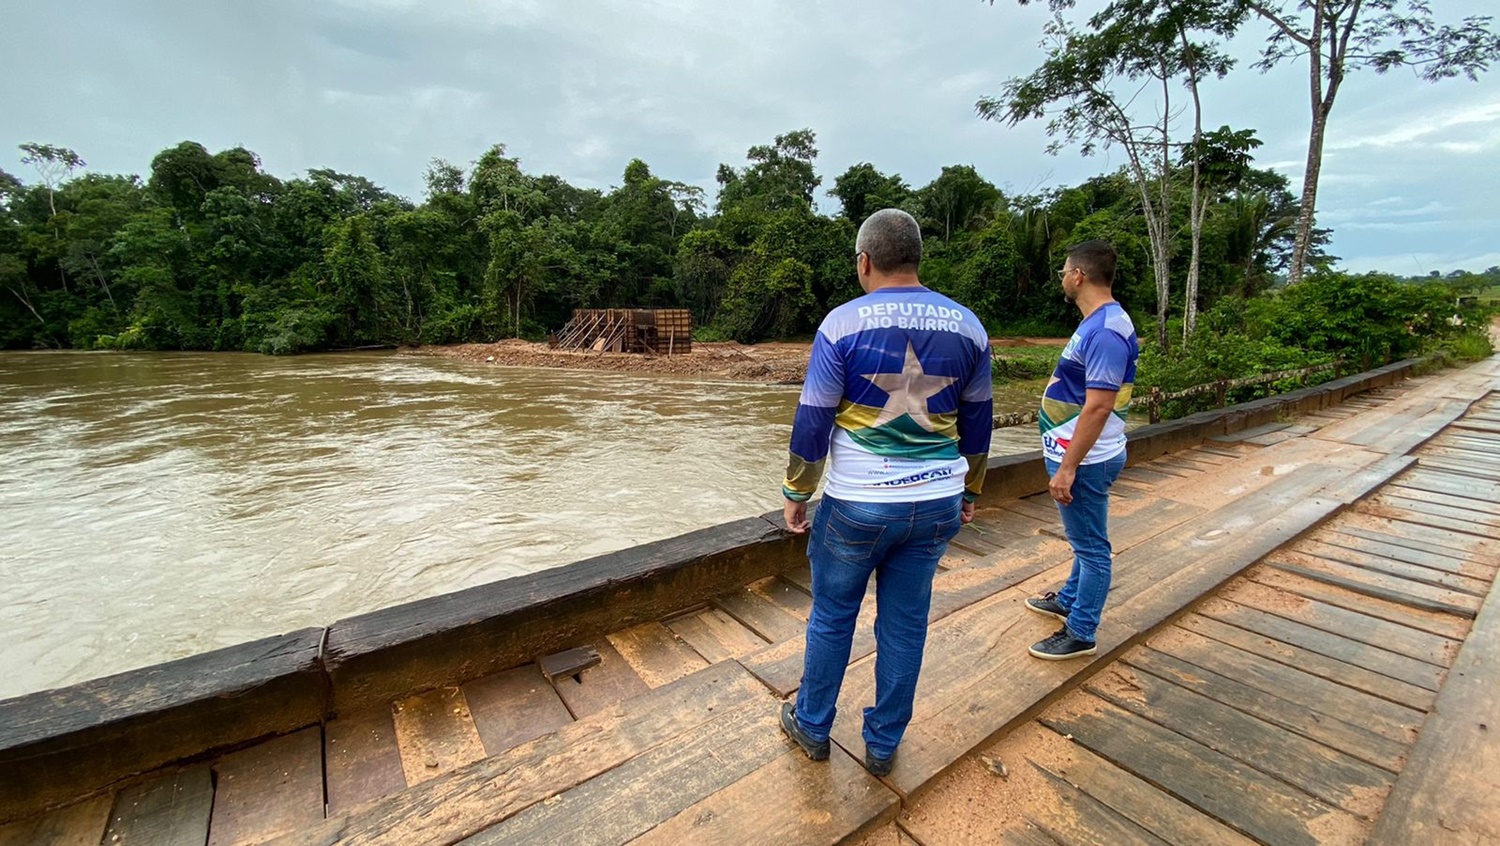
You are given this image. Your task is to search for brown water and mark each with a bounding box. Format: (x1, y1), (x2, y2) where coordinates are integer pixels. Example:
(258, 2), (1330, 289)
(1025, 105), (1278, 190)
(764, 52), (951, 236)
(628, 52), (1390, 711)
(0, 351), (1047, 700)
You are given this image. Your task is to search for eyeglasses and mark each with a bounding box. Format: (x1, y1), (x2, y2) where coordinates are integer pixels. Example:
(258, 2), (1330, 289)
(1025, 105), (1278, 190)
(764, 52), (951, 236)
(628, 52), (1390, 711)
(1058, 266), (1083, 280)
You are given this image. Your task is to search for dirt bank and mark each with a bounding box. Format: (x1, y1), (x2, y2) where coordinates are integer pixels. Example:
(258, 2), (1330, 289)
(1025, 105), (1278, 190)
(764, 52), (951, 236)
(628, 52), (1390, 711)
(407, 337), (1066, 384)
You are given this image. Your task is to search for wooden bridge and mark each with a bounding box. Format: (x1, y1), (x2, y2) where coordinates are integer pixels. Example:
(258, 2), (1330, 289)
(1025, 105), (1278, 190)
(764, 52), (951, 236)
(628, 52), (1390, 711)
(2, 354), (1498, 845)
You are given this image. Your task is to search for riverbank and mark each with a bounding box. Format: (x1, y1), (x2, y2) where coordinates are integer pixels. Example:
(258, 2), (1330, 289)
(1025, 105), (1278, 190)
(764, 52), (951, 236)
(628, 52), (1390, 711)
(406, 337), (1068, 384)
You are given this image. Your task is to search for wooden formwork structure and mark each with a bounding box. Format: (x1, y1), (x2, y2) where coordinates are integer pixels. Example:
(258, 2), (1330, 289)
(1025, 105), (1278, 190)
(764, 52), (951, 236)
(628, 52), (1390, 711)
(553, 309), (693, 354)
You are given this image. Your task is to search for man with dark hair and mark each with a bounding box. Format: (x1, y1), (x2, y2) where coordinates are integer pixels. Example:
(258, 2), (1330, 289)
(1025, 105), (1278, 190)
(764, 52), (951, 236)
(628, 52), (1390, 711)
(1025, 239), (1138, 659)
(779, 208), (993, 776)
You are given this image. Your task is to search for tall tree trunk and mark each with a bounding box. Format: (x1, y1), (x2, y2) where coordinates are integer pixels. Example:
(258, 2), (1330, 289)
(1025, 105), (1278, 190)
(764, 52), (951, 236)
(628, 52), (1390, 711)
(1181, 28), (1206, 342)
(1155, 63), (1173, 351)
(1286, 1), (1327, 286)
(1287, 113), (1327, 286)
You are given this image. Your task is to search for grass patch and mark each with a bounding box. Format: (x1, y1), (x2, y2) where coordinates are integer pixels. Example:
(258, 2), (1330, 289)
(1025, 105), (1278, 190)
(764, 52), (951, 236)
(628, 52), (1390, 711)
(992, 345), (1062, 385)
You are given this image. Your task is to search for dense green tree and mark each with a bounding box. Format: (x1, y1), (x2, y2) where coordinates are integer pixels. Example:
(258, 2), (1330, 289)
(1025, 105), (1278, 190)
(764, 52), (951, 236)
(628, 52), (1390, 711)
(0, 132), (1476, 357)
(829, 163), (912, 226)
(716, 129), (821, 215)
(912, 165), (1002, 242)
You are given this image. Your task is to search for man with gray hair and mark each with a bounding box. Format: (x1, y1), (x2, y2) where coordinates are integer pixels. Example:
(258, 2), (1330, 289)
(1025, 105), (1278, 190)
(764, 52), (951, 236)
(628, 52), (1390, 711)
(779, 208), (993, 776)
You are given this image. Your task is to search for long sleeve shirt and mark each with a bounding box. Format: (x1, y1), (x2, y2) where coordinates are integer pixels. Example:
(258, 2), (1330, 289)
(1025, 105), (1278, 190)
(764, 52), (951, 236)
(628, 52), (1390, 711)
(783, 286), (993, 504)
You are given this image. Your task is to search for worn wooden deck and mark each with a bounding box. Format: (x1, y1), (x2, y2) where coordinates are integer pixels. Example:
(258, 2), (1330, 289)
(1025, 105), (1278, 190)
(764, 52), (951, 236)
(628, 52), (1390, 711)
(4, 355), (1498, 846)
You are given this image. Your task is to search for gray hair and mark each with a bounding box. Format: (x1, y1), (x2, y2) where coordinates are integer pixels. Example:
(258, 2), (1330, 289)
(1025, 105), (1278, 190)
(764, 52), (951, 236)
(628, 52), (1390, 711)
(856, 208), (922, 273)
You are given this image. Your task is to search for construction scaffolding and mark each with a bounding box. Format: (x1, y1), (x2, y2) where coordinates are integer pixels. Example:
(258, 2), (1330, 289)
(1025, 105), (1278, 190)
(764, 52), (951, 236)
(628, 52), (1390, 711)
(552, 309), (693, 354)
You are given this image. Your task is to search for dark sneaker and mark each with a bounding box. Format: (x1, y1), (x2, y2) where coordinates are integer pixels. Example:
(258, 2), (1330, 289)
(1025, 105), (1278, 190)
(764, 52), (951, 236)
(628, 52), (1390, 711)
(1025, 591), (1069, 623)
(780, 702), (830, 761)
(865, 746), (894, 777)
(1028, 627), (1097, 660)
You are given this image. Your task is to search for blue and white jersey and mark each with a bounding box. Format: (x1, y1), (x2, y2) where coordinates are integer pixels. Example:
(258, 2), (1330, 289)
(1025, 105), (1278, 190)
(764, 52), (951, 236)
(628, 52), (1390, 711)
(783, 286), (993, 503)
(1039, 302), (1138, 464)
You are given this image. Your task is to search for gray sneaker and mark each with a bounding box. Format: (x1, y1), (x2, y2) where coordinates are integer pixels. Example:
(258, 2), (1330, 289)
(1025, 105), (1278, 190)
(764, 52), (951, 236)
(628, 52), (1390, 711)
(1029, 627), (1097, 660)
(1025, 591), (1069, 623)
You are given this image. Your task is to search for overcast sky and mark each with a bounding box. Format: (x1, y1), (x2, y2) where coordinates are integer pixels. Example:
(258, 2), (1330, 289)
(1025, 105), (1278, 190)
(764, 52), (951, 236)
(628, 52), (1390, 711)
(3, 0), (1497, 275)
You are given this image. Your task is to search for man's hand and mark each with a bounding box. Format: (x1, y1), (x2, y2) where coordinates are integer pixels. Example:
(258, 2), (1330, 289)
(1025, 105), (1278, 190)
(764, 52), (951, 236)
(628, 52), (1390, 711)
(783, 499), (810, 534)
(1049, 465), (1076, 505)
(960, 500), (976, 524)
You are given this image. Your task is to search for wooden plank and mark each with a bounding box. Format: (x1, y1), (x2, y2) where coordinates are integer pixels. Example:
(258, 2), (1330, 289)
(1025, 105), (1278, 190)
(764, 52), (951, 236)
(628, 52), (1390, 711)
(1193, 443), (1255, 459)
(1178, 448), (1236, 466)
(1387, 474), (1500, 518)
(1244, 566), (1472, 641)
(712, 586), (806, 644)
(1267, 556), (1483, 619)
(392, 686), (487, 785)
(748, 576), (813, 621)
(325, 705), (407, 816)
(1370, 545), (1500, 845)
(278, 662), (766, 846)
(104, 765), (214, 846)
(782, 561), (814, 593)
(999, 825), (1064, 845)
(1418, 453), (1500, 481)
(1177, 612), (1437, 711)
(1023, 761), (1170, 846)
(463, 664), (573, 757)
(1362, 495), (1500, 543)
(469, 702), (894, 845)
(1146, 456), (1218, 477)
(1430, 431), (1500, 454)
(0, 795), (112, 846)
(548, 640), (651, 720)
(1209, 420), (1290, 443)
(1125, 646), (1408, 773)
(1327, 513), (1500, 563)
(537, 646), (600, 682)
(1293, 539), (1492, 596)
(208, 727), (325, 846)
(1116, 466), (1177, 486)
(457, 698), (789, 845)
(1040, 694), (1364, 846)
(1420, 441), (1500, 468)
(0, 627), (326, 824)
(1312, 397), (1468, 454)
(625, 744), (898, 846)
(1309, 529), (1496, 580)
(607, 622), (711, 688)
(666, 607), (768, 664)
(1389, 475), (1500, 512)
(1374, 489), (1500, 522)
(1241, 428), (1304, 446)
(1453, 417), (1500, 434)
(1139, 457), (1198, 477)
(1084, 664), (1392, 817)
(1218, 580), (1461, 667)
(1145, 625), (1425, 745)
(1148, 436), (1376, 508)
(949, 522), (1011, 555)
(1032, 733), (1258, 846)
(997, 497), (1065, 530)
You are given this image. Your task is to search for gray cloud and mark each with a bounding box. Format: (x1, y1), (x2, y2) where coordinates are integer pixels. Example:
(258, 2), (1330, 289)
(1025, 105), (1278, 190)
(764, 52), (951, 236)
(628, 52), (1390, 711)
(2, 0), (1495, 274)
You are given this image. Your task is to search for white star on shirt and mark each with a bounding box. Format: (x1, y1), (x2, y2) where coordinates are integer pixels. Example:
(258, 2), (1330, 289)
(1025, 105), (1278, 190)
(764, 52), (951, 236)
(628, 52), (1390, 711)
(863, 342), (957, 431)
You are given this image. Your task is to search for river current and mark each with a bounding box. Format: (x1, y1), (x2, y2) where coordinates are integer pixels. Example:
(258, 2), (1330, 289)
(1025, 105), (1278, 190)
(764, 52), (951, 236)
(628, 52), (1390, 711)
(0, 351), (1045, 700)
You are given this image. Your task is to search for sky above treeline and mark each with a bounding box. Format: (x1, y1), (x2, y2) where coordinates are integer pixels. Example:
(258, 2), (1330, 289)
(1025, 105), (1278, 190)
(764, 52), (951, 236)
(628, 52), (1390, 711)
(2, 0), (1497, 276)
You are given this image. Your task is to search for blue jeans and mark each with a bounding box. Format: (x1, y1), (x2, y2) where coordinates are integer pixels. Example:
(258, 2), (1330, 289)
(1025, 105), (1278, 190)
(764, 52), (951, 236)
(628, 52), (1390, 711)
(1047, 452), (1126, 643)
(794, 493), (963, 760)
